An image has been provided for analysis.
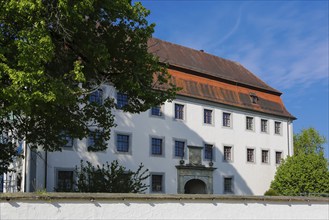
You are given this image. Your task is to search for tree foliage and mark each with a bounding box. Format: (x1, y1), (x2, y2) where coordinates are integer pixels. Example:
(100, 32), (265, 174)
(74, 160), (149, 193)
(268, 128), (329, 196)
(270, 153), (329, 196)
(294, 127), (326, 155)
(0, 0), (177, 173)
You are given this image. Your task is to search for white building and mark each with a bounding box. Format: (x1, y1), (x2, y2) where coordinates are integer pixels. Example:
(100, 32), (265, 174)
(1, 38), (295, 195)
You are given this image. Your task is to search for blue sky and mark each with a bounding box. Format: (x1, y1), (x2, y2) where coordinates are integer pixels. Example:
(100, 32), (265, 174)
(134, 0), (329, 157)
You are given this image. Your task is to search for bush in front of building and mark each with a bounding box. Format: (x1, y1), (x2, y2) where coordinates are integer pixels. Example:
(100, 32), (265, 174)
(75, 160), (150, 193)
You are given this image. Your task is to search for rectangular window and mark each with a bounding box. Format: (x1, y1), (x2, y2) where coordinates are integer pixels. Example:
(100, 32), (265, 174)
(223, 112), (231, 127)
(151, 138), (163, 155)
(89, 89), (103, 105)
(151, 106), (162, 117)
(224, 177), (233, 193)
(63, 135), (73, 148)
(117, 134), (129, 152)
(151, 174), (163, 193)
(247, 148), (255, 162)
(261, 119), (268, 133)
(88, 131), (101, 149)
(262, 150), (269, 163)
(204, 109), (213, 124)
(275, 121), (281, 134)
(275, 152), (282, 164)
(175, 140), (185, 158)
(57, 171), (73, 192)
(117, 92), (128, 109)
(246, 117), (254, 130)
(204, 144), (213, 160)
(174, 104), (184, 120)
(224, 146), (232, 162)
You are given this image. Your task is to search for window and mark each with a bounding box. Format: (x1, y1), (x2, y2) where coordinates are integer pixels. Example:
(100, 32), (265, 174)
(63, 135), (73, 148)
(204, 109), (213, 124)
(246, 117), (254, 130)
(262, 150), (269, 163)
(224, 177), (233, 193)
(275, 121), (281, 134)
(88, 131), (102, 150)
(261, 119), (268, 133)
(275, 151), (282, 164)
(89, 89), (103, 105)
(151, 138), (163, 156)
(223, 112), (231, 127)
(117, 134), (129, 152)
(174, 140), (185, 158)
(224, 146), (232, 162)
(204, 144), (213, 160)
(151, 174), (163, 193)
(57, 170), (73, 192)
(151, 106), (162, 117)
(117, 92), (128, 109)
(250, 93), (259, 104)
(174, 103), (184, 120)
(247, 148), (255, 163)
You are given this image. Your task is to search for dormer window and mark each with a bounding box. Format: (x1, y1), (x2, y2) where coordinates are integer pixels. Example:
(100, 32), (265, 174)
(250, 93), (259, 104)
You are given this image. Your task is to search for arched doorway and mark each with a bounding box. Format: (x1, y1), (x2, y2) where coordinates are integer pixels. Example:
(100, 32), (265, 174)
(184, 179), (207, 194)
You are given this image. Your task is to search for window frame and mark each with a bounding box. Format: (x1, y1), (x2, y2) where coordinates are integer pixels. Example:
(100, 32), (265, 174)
(173, 138), (186, 159)
(246, 116), (254, 131)
(115, 132), (132, 154)
(261, 149), (270, 164)
(203, 108), (214, 125)
(223, 176), (234, 194)
(204, 143), (214, 161)
(89, 89), (103, 105)
(55, 168), (75, 192)
(223, 145), (233, 162)
(274, 121), (282, 135)
(150, 173), (165, 193)
(246, 148), (255, 163)
(261, 119), (268, 133)
(150, 136), (165, 157)
(174, 103), (185, 121)
(275, 151), (283, 164)
(222, 112), (232, 128)
(150, 105), (164, 118)
(116, 92), (128, 109)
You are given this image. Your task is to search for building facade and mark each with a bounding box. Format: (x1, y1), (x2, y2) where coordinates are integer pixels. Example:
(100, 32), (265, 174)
(1, 38), (295, 195)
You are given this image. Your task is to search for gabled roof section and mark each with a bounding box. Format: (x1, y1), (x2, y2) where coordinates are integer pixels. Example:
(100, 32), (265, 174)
(148, 38), (281, 95)
(148, 38), (295, 120)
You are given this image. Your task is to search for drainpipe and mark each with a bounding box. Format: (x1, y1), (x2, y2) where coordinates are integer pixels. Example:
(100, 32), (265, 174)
(44, 150), (48, 191)
(287, 120), (291, 156)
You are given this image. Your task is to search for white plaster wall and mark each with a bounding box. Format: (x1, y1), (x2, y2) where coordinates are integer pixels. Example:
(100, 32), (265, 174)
(32, 85), (292, 195)
(1, 199), (328, 220)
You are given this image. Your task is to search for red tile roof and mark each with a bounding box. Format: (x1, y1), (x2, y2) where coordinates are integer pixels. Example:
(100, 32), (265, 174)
(148, 38), (295, 119)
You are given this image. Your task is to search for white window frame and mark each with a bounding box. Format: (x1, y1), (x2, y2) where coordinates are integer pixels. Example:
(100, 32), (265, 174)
(150, 105), (164, 118)
(274, 121), (282, 135)
(203, 108), (214, 126)
(275, 151), (283, 164)
(173, 138), (187, 159)
(246, 116), (254, 131)
(261, 119), (269, 133)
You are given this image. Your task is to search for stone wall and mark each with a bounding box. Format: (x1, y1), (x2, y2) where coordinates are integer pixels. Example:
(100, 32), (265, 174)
(1, 193), (328, 220)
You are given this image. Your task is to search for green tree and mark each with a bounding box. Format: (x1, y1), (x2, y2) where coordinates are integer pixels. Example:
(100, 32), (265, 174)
(270, 153), (329, 196)
(0, 0), (177, 173)
(294, 127), (326, 155)
(268, 128), (329, 196)
(72, 160), (149, 193)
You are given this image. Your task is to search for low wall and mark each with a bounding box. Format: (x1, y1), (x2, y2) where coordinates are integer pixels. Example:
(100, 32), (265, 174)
(1, 193), (328, 220)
